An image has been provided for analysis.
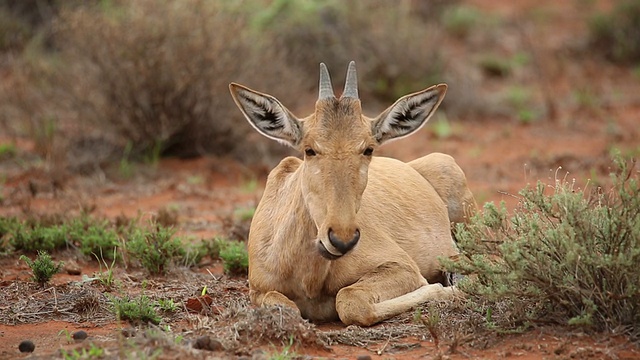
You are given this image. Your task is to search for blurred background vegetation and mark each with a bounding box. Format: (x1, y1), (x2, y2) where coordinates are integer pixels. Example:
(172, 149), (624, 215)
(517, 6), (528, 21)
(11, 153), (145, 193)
(0, 0), (638, 175)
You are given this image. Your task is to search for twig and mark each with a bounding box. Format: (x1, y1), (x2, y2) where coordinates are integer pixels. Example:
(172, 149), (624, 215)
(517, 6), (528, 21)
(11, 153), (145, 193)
(376, 334), (391, 355)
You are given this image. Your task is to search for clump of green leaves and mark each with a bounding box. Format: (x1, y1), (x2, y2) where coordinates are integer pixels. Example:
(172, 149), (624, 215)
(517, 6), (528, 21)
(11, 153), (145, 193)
(60, 343), (105, 360)
(199, 237), (232, 260)
(218, 240), (249, 276)
(112, 294), (161, 325)
(69, 216), (120, 261)
(10, 222), (69, 252)
(19, 251), (64, 284)
(445, 154), (640, 337)
(0, 217), (20, 252)
(126, 223), (184, 275)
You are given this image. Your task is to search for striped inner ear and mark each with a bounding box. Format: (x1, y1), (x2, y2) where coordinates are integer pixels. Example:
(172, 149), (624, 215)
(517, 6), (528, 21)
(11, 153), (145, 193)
(230, 85), (302, 147)
(388, 92), (438, 131)
(237, 89), (288, 133)
(373, 87), (444, 143)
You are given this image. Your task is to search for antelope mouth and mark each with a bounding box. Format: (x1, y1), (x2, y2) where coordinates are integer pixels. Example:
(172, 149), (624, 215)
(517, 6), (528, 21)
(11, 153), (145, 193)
(317, 241), (342, 260)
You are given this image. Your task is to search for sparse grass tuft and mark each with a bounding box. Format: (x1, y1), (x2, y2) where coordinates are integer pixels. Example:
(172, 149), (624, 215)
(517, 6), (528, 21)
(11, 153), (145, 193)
(199, 237), (231, 260)
(20, 250), (63, 284)
(441, 5), (482, 38)
(219, 240), (249, 276)
(69, 216), (120, 261)
(112, 294), (162, 325)
(445, 154), (640, 338)
(10, 221), (69, 252)
(126, 223), (184, 275)
(60, 343), (105, 360)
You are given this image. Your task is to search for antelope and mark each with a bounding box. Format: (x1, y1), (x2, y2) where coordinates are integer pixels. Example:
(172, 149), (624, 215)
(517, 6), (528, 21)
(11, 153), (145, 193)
(229, 62), (476, 326)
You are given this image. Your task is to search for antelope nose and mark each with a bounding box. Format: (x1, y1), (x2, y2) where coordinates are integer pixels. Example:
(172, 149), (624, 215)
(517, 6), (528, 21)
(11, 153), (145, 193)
(328, 228), (360, 255)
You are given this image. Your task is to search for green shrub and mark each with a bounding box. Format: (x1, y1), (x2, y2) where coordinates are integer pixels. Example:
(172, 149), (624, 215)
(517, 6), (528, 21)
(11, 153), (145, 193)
(126, 224), (184, 275)
(219, 240), (249, 276)
(0, 217), (20, 243)
(112, 294), (161, 325)
(19, 250), (63, 284)
(199, 237), (231, 260)
(445, 155), (640, 337)
(589, 0), (640, 64)
(68, 216), (120, 260)
(10, 222), (69, 252)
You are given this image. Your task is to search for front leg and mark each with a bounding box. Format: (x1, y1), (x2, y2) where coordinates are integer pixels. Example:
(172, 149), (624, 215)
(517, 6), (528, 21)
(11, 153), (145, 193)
(250, 289), (301, 316)
(335, 261), (457, 326)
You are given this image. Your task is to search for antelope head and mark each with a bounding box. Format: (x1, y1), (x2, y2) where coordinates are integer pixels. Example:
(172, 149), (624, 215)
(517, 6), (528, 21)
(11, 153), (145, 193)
(229, 62), (446, 259)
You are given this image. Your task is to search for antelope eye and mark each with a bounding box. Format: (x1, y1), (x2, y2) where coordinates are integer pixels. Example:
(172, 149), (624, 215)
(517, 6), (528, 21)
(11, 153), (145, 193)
(363, 147), (374, 156)
(305, 148), (317, 157)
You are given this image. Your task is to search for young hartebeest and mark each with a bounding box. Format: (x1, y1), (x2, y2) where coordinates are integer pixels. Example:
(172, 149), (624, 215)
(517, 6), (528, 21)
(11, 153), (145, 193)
(229, 62), (476, 326)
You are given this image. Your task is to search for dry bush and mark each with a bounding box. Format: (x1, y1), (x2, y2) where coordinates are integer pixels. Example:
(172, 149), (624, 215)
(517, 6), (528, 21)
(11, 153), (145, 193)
(55, 1), (245, 158)
(51, 0), (302, 162)
(445, 154), (640, 338)
(589, 0), (640, 64)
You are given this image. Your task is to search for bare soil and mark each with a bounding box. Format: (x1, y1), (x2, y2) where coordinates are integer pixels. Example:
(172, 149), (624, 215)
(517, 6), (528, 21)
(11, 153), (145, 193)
(1, 0), (640, 358)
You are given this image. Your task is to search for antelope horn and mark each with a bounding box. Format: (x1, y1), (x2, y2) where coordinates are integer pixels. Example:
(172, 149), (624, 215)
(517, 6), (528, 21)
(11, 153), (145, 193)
(342, 61), (358, 99)
(319, 63), (335, 100)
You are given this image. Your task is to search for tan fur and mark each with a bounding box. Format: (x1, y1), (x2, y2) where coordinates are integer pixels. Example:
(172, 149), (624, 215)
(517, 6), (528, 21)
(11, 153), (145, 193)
(230, 64), (476, 326)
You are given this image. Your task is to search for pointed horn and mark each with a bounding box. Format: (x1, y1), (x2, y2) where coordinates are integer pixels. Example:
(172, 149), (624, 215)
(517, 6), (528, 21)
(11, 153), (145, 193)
(342, 61), (359, 99)
(319, 63), (335, 100)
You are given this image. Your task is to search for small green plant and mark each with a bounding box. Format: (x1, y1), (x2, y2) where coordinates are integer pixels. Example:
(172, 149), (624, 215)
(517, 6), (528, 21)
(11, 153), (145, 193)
(267, 336), (297, 360)
(430, 115), (454, 140)
(180, 240), (206, 267)
(119, 142), (135, 179)
(441, 5), (482, 38)
(93, 247), (118, 289)
(414, 306), (441, 348)
(126, 223), (184, 275)
(60, 342), (105, 359)
(445, 154), (640, 337)
(70, 216), (120, 260)
(0, 217), (20, 251)
(234, 206), (256, 222)
(19, 251), (64, 284)
(504, 86), (537, 124)
(219, 240), (249, 276)
(156, 298), (178, 313)
(0, 143), (17, 159)
(112, 294), (161, 325)
(199, 237), (231, 260)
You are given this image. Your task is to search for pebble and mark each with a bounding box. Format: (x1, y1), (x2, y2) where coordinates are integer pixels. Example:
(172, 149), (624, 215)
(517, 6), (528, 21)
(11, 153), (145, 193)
(356, 355), (372, 360)
(64, 261), (82, 275)
(72, 330), (88, 341)
(18, 340), (35, 353)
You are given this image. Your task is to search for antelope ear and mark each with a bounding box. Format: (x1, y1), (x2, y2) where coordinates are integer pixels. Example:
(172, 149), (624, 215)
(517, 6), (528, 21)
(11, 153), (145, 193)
(371, 84), (447, 144)
(229, 83), (302, 147)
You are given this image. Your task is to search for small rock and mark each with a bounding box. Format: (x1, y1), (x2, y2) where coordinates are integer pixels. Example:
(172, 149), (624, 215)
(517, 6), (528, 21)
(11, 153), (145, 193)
(72, 330), (88, 342)
(64, 261), (82, 276)
(18, 340), (35, 353)
(193, 336), (224, 351)
(356, 355), (372, 360)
